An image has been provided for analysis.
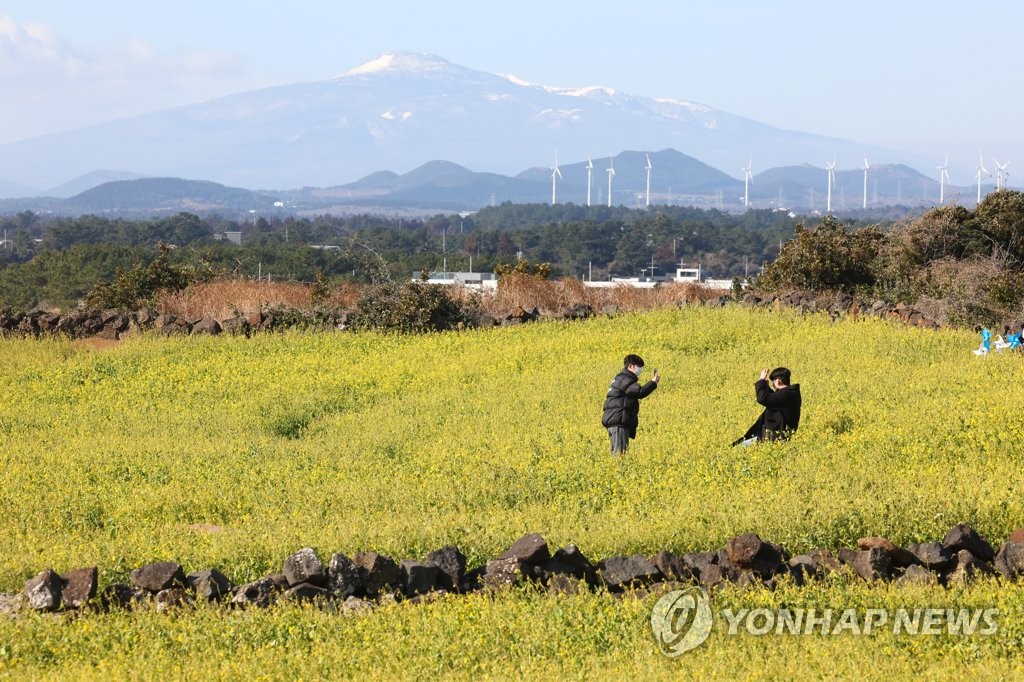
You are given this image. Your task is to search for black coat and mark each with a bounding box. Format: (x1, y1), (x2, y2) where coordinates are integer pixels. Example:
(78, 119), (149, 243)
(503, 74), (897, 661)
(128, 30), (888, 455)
(601, 369), (658, 438)
(734, 380), (801, 444)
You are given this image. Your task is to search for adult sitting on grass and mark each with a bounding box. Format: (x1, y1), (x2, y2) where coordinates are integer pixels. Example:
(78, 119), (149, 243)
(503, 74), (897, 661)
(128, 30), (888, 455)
(732, 367), (801, 447)
(601, 354), (660, 455)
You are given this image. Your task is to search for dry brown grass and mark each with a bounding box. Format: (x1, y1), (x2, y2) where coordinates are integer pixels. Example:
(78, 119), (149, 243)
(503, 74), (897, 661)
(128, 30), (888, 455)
(158, 279), (313, 320)
(158, 275), (719, 322)
(459, 275), (719, 317)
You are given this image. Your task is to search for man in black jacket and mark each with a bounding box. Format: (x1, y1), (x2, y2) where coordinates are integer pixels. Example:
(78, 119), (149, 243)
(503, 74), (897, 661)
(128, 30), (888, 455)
(601, 354), (660, 454)
(732, 367), (801, 446)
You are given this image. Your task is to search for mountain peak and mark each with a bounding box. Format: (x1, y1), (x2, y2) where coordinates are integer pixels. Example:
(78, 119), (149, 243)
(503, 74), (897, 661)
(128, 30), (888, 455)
(339, 52), (454, 78)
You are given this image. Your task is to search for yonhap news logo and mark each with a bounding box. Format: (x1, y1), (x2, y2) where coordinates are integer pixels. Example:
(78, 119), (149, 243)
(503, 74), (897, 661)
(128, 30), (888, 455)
(650, 587), (713, 656)
(651, 587), (998, 656)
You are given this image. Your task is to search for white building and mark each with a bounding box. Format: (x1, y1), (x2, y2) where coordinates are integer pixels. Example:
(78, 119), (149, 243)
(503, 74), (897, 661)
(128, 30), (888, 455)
(411, 271), (498, 292)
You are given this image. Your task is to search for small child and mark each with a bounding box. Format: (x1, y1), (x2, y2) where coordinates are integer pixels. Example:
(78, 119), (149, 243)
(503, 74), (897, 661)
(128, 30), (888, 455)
(1008, 325), (1023, 351)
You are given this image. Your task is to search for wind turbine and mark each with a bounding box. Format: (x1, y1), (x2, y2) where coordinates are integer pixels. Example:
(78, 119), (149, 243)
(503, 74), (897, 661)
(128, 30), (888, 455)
(862, 156), (869, 209)
(826, 159), (837, 213)
(586, 157), (594, 206)
(550, 152), (562, 205)
(937, 157), (950, 204)
(606, 156), (616, 208)
(644, 153), (653, 207)
(742, 156), (753, 208)
(993, 157), (1010, 191)
(976, 150), (991, 205)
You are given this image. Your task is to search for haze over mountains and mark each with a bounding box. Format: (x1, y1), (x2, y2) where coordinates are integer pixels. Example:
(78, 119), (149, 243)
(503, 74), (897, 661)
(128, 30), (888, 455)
(0, 51), (954, 205)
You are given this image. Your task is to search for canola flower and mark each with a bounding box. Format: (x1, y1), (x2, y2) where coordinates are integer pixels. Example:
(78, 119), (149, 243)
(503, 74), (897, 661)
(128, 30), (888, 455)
(0, 306), (1022, 678)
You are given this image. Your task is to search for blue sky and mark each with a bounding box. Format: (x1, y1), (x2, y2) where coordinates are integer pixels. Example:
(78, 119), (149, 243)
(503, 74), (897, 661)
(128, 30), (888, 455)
(3, 1), (1022, 183)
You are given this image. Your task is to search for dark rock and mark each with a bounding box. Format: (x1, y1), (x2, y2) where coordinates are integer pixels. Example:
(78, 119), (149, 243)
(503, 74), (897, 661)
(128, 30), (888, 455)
(942, 524), (995, 563)
(995, 542), (1024, 579)
(697, 563), (733, 589)
(400, 560), (440, 596)
(284, 547), (327, 588)
(134, 308), (157, 327)
(353, 551), (402, 596)
(563, 303), (593, 320)
(327, 553), (362, 598)
(543, 545), (597, 585)
(460, 566), (485, 593)
(477, 315), (498, 327)
(736, 571), (767, 589)
(948, 550), (995, 585)
(427, 546), (466, 593)
(191, 318), (222, 336)
(838, 548), (892, 581)
(186, 569), (232, 601)
(856, 537), (918, 568)
(220, 317), (251, 336)
(154, 314), (175, 329)
(908, 542), (954, 571)
(60, 567), (98, 609)
(788, 555), (820, 580)
(130, 561), (186, 592)
(725, 534), (785, 577)
(499, 533), (550, 566)
(232, 578), (278, 608)
(809, 548), (841, 572)
(681, 551), (719, 578)
(36, 312), (60, 332)
(897, 564), (939, 586)
(597, 555), (664, 590)
(546, 573), (587, 595)
(649, 550), (693, 582)
(155, 588), (193, 612)
(101, 583), (149, 609)
(266, 573), (290, 591)
(483, 558), (529, 587)
(23, 569), (63, 612)
(282, 583), (330, 603)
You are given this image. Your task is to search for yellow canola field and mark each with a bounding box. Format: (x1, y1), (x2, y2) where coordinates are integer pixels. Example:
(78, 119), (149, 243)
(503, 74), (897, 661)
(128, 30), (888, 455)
(2, 306), (1024, 679)
(0, 306), (1022, 586)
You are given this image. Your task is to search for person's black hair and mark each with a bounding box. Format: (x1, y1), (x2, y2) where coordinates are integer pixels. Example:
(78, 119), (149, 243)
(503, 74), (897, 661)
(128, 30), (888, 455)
(624, 354), (645, 368)
(769, 367), (791, 385)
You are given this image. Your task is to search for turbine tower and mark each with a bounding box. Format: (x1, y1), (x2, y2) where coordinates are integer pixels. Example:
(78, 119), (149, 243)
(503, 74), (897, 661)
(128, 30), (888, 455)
(993, 157), (1010, 190)
(937, 157), (950, 204)
(826, 159), (837, 213)
(606, 156), (616, 208)
(586, 157), (594, 206)
(550, 152), (562, 206)
(862, 156), (869, 209)
(644, 153), (653, 207)
(742, 156), (753, 208)
(976, 151), (990, 205)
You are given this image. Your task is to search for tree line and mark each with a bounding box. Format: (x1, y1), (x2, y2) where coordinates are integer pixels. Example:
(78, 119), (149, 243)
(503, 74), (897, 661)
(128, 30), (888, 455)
(0, 204), (806, 309)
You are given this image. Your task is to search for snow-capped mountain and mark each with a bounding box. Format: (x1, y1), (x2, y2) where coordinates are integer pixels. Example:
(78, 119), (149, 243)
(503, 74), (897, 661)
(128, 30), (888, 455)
(0, 51), (935, 193)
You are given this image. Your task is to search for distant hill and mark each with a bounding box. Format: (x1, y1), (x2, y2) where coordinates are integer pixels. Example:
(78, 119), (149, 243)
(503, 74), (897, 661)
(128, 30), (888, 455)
(0, 151), (1001, 217)
(62, 178), (282, 214)
(0, 178), (41, 200)
(47, 170), (149, 199)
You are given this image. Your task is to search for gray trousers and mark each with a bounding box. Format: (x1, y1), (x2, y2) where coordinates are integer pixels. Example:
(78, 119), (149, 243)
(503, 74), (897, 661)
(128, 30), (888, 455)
(608, 426), (630, 454)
